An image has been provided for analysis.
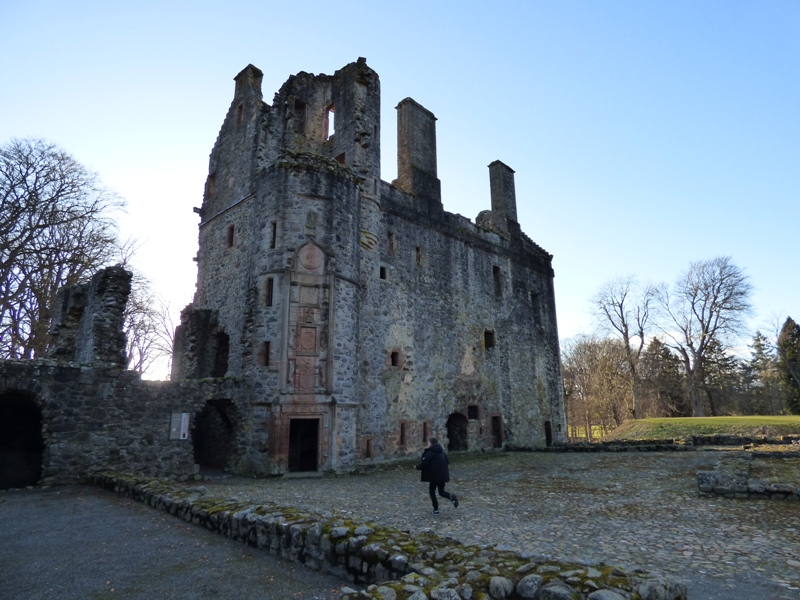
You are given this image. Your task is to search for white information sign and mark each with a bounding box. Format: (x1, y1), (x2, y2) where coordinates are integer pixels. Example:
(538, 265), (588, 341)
(169, 412), (190, 440)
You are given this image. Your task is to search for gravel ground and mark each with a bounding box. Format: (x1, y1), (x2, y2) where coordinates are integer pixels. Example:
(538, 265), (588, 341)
(0, 485), (353, 599)
(202, 450), (800, 600)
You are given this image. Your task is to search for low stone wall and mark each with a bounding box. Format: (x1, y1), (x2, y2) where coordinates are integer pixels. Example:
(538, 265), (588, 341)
(535, 435), (800, 454)
(92, 472), (687, 600)
(696, 452), (800, 502)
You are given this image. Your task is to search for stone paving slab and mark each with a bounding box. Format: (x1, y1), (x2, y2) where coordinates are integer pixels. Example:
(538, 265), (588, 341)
(204, 451), (800, 599)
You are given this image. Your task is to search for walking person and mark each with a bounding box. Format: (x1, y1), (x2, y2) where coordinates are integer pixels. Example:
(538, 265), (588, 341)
(414, 437), (459, 515)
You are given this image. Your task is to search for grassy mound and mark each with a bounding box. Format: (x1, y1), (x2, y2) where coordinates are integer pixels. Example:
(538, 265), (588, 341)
(606, 416), (800, 441)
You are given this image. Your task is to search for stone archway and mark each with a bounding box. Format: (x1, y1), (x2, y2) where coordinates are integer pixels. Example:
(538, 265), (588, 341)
(0, 391), (44, 490)
(192, 399), (237, 471)
(446, 412), (469, 452)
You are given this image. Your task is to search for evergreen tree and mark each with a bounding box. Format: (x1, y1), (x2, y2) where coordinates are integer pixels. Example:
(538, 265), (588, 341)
(777, 317), (800, 414)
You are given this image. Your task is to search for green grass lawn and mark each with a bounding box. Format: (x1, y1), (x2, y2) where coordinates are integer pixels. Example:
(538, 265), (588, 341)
(606, 416), (800, 440)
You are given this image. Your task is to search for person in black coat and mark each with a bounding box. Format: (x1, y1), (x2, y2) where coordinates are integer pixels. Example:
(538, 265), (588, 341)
(414, 437), (459, 514)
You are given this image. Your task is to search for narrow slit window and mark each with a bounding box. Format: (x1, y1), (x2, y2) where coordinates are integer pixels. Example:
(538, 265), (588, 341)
(325, 105), (335, 140)
(422, 421), (430, 444)
(379, 266), (387, 280)
(365, 438), (373, 459)
(387, 232), (395, 252)
(270, 221), (277, 249)
(493, 266), (503, 297)
(226, 224), (235, 248)
(265, 277), (274, 307)
(390, 351), (400, 367)
(484, 329), (496, 349)
(415, 246), (422, 266)
(258, 341), (271, 366)
(236, 103), (243, 127)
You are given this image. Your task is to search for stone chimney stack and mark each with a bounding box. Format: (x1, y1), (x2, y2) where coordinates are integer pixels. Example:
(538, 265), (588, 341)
(395, 98), (441, 208)
(234, 64), (264, 100)
(488, 160), (518, 223)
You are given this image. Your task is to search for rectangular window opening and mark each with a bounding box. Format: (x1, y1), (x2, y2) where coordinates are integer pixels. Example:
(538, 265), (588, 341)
(422, 422), (430, 444)
(270, 221), (277, 249)
(390, 351), (400, 367)
(379, 266), (387, 280)
(415, 246), (422, 266)
(493, 266), (503, 297)
(484, 329), (496, 349)
(468, 405), (479, 420)
(226, 224), (235, 248)
(388, 232), (395, 252)
(335, 153), (346, 166)
(236, 103), (244, 127)
(265, 277), (274, 307)
(325, 105), (335, 140)
(365, 438), (373, 459)
(258, 341), (271, 367)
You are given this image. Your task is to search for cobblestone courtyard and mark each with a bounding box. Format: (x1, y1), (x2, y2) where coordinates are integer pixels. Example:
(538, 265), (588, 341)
(208, 451), (800, 599)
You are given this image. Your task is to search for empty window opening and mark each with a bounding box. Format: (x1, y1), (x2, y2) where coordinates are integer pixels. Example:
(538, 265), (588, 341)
(211, 332), (229, 378)
(270, 221), (277, 249)
(207, 173), (216, 198)
(226, 224), (235, 248)
(325, 105), (335, 140)
(415, 246), (422, 266)
(467, 405), (479, 420)
(258, 341), (271, 367)
(379, 266), (387, 280)
(373, 178), (378, 195)
(294, 99), (306, 133)
(390, 351), (400, 367)
(493, 266), (503, 297)
(387, 232), (395, 252)
(492, 415), (503, 448)
(422, 421), (430, 444)
(365, 438), (373, 459)
(400, 422), (407, 447)
(484, 329), (496, 349)
(544, 421), (554, 447)
(265, 277), (274, 307)
(236, 103), (243, 127)
(335, 153), (346, 166)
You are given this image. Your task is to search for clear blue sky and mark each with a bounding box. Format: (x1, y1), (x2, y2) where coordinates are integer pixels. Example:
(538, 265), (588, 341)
(1, 1), (797, 377)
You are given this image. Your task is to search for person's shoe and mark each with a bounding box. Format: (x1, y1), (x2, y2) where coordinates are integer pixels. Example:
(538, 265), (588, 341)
(432, 509), (440, 515)
(451, 494), (459, 508)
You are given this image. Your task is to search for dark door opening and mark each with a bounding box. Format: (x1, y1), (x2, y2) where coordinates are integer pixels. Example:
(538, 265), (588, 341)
(288, 419), (319, 472)
(491, 415), (503, 448)
(446, 413), (469, 451)
(544, 420), (553, 447)
(0, 392), (44, 490)
(192, 400), (235, 471)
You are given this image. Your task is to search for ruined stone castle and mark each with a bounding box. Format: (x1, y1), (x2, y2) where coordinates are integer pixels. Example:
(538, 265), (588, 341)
(0, 59), (565, 488)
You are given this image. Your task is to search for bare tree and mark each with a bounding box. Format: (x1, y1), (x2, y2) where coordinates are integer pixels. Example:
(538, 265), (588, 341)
(655, 257), (752, 417)
(592, 276), (655, 419)
(0, 138), (122, 359)
(123, 271), (175, 375)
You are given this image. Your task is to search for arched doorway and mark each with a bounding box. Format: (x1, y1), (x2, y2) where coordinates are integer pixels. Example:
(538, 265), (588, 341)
(446, 413), (469, 451)
(0, 392), (44, 490)
(192, 399), (236, 472)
